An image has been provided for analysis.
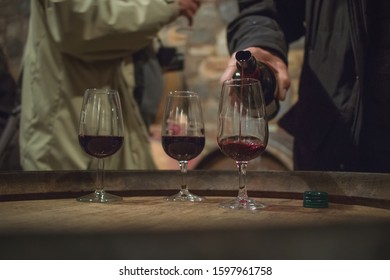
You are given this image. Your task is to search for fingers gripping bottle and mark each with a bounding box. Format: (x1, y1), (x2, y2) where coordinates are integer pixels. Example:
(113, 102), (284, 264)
(232, 50), (280, 120)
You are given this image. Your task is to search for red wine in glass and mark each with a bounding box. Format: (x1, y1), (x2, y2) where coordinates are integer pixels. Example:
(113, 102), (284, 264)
(79, 135), (124, 158)
(77, 88), (124, 203)
(161, 91), (206, 202)
(218, 136), (266, 162)
(162, 135), (205, 161)
(217, 78), (269, 210)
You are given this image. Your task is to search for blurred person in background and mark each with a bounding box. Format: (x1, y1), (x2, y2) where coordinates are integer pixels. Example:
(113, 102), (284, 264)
(222, 0), (390, 173)
(0, 47), (21, 170)
(20, 0), (200, 170)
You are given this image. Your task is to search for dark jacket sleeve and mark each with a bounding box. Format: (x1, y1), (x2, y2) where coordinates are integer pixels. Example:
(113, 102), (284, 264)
(227, 0), (305, 64)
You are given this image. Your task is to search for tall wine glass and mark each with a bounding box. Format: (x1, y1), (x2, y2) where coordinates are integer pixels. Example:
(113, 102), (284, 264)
(217, 78), (269, 210)
(77, 88), (124, 203)
(161, 91), (206, 202)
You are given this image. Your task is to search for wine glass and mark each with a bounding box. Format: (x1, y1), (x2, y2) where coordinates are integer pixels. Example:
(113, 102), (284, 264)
(77, 88), (124, 203)
(161, 91), (206, 202)
(217, 78), (269, 210)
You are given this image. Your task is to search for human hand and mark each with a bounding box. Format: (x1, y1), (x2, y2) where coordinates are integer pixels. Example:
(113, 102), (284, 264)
(178, 0), (201, 26)
(220, 47), (291, 101)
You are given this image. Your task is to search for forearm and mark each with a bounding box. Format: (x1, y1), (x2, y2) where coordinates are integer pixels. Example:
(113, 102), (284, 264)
(227, 0), (288, 64)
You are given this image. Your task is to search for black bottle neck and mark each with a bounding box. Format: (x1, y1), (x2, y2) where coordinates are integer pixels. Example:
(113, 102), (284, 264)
(235, 50), (257, 75)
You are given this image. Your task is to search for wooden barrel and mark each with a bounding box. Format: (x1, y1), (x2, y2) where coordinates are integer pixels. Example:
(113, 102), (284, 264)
(0, 170), (389, 259)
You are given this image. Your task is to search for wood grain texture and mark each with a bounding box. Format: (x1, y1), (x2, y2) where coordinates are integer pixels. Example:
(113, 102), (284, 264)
(0, 171), (389, 259)
(0, 170), (389, 209)
(0, 197), (389, 234)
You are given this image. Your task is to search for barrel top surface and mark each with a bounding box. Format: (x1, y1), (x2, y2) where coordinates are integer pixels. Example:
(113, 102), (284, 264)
(0, 196), (389, 235)
(1, 170), (389, 209)
(1, 171), (390, 259)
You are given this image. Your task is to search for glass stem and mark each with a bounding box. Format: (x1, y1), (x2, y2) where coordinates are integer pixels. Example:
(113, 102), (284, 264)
(96, 158), (105, 192)
(179, 160), (189, 194)
(237, 161), (249, 201)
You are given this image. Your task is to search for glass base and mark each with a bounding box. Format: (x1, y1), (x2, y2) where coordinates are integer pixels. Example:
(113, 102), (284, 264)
(166, 189), (205, 202)
(220, 197), (266, 210)
(76, 190), (122, 203)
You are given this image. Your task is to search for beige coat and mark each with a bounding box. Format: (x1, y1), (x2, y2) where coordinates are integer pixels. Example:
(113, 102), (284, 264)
(20, 0), (178, 170)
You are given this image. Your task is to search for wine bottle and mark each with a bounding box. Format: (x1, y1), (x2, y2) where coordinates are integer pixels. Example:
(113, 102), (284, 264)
(232, 50), (280, 119)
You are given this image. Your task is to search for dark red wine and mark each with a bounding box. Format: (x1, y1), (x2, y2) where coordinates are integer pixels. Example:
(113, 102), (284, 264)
(218, 136), (266, 162)
(162, 135), (205, 161)
(79, 135), (123, 158)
